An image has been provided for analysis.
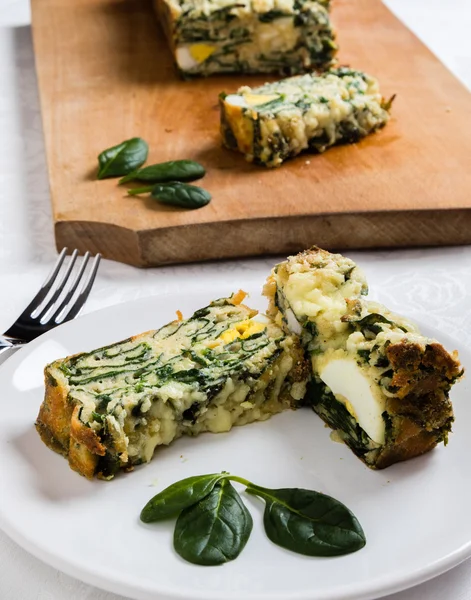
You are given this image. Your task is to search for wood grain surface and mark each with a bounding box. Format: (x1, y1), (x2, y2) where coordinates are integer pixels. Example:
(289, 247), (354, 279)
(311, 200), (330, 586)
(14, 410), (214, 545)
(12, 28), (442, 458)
(31, 0), (471, 266)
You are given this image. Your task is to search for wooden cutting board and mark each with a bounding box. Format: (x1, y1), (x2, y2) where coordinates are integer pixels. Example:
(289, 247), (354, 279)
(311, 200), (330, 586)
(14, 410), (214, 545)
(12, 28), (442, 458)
(31, 0), (471, 267)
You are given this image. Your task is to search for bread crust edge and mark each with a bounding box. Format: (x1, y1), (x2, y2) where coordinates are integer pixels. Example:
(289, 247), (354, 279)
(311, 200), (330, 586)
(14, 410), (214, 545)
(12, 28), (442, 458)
(35, 363), (102, 479)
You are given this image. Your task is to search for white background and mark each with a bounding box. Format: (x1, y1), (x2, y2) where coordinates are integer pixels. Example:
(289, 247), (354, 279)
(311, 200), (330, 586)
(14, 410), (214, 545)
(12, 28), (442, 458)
(0, 0), (470, 598)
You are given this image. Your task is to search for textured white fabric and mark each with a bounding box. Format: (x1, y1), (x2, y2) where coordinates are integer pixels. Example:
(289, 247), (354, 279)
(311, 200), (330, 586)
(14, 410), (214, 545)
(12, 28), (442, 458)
(0, 0), (470, 598)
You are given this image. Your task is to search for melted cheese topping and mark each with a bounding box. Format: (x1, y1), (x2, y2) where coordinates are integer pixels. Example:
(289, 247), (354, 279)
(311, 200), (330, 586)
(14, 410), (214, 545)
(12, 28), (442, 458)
(169, 0), (330, 20)
(279, 248), (368, 349)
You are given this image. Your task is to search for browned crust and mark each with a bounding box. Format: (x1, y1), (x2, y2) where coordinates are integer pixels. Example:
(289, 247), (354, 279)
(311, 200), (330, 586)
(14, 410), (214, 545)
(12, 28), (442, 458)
(35, 419), (68, 457)
(289, 338), (311, 386)
(68, 406), (104, 478)
(374, 416), (441, 469)
(263, 275), (278, 321)
(385, 341), (460, 431)
(35, 331), (158, 475)
(153, 0), (177, 58)
(35, 368), (73, 455)
(387, 341), (462, 400)
(35, 364), (103, 479)
(370, 341), (462, 468)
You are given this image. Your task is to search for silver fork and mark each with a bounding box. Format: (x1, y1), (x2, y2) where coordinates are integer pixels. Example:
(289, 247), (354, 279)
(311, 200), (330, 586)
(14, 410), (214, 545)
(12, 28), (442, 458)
(0, 248), (101, 365)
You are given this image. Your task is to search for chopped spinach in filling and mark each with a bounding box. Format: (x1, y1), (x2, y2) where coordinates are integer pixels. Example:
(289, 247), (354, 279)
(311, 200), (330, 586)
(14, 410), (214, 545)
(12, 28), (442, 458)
(220, 68), (393, 167)
(57, 297), (307, 477)
(158, 0), (337, 76)
(265, 247), (462, 468)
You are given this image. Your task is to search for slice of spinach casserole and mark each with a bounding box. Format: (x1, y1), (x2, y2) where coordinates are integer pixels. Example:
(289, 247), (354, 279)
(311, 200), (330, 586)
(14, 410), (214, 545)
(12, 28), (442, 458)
(264, 248), (463, 468)
(154, 0), (337, 77)
(220, 67), (393, 167)
(36, 293), (309, 479)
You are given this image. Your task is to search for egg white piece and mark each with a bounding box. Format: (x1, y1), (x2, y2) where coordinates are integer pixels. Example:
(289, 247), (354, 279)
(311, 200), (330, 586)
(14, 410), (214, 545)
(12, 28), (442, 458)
(319, 358), (386, 444)
(224, 94), (248, 108)
(286, 307), (302, 335)
(175, 46), (197, 71)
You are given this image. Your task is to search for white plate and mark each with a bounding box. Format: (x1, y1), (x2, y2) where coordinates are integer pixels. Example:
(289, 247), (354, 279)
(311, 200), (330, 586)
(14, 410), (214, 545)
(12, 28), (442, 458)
(0, 282), (470, 600)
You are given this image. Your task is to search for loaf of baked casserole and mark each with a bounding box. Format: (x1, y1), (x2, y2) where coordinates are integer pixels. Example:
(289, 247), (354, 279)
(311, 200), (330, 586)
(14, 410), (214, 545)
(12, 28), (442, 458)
(154, 0), (337, 77)
(264, 248), (463, 468)
(36, 294), (309, 479)
(220, 67), (393, 167)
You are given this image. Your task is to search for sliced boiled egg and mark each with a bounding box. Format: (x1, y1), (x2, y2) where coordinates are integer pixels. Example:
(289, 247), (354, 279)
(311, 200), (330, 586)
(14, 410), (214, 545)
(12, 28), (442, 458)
(285, 307), (302, 335)
(318, 358), (386, 444)
(219, 319), (266, 344)
(176, 44), (216, 70)
(223, 93), (280, 109)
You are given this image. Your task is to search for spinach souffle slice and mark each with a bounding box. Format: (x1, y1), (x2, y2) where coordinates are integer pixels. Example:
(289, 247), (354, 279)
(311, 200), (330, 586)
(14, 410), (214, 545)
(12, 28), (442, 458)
(220, 67), (393, 167)
(36, 294), (309, 480)
(154, 0), (337, 77)
(264, 248), (463, 468)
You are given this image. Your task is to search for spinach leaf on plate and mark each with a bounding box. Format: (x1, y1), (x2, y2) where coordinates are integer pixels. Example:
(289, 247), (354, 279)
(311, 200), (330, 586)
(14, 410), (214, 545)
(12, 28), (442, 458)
(246, 484), (366, 557)
(140, 473), (228, 522)
(174, 479), (253, 566)
(139, 471), (366, 565)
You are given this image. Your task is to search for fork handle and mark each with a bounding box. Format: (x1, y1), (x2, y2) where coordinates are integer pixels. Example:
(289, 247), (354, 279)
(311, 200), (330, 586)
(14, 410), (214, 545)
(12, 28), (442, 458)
(0, 337), (26, 368)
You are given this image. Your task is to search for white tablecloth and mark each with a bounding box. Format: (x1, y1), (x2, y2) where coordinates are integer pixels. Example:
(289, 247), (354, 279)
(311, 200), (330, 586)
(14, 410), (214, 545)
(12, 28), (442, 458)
(1, 1), (470, 598)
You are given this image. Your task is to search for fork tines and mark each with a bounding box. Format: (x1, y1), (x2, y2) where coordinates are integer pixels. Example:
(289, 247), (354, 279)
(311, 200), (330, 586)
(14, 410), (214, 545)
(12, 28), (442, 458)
(30, 248), (102, 325)
(4, 248), (102, 344)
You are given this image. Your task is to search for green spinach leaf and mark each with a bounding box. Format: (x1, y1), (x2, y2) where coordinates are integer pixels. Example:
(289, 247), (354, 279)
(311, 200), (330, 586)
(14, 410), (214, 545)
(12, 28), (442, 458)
(258, 9), (287, 22)
(246, 484), (366, 557)
(97, 138), (148, 179)
(382, 94), (397, 111)
(145, 182), (211, 209)
(140, 472), (367, 565)
(350, 313), (408, 336)
(119, 160), (205, 184)
(174, 479), (253, 566)
(140, 473), (228, 523)
(127, 186), (154, 195)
